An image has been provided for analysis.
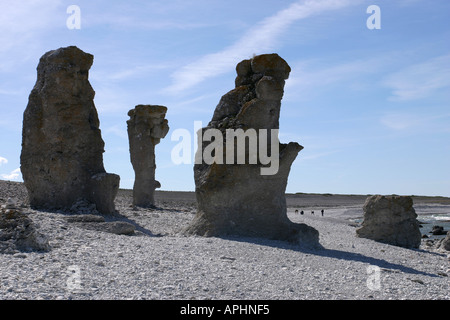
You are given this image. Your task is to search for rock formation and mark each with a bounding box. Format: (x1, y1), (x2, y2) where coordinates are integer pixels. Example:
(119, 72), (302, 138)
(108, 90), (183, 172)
(127, 105), (169, 207)
(183, 53), (320, 248)
(439, 232), (450, 251)
(356, 195), (422, 248)
(20, 46), (120, 214)
(431, 225), (447, 235)
(0, 199), (50, 254)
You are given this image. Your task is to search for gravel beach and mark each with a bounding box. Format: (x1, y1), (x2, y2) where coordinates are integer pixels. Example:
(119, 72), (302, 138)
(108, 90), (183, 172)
(0, 180), (448, 300)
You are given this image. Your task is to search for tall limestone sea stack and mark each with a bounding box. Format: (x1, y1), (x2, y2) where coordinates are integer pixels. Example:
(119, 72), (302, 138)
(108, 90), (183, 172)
(183, 53), (320, 248)
(127, 105), (169, 207)
(20, 46), (120, 214)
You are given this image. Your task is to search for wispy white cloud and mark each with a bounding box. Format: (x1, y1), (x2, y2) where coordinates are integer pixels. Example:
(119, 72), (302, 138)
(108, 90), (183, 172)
(86, 14), (212, 31)
(91, 63), (171, 83)
(81, 0), (217, 30)
(104, 125), (128, 139)
(0, 88), (24, 96)
(284, 56), (385, 98)
(380, 111), (450, 131)
(397, 0), (424, 6)
(380, 113), (423, 130)
(298, 150), (341, 161)
(164, 0), (356, 94)
(0, 157), (8, 165)
(0, 0), (62, 72)
(108, 65), (169, 81)
(1, 168), (21, 181)
(0, 0), (62, 51)
(92, 85), (135, 114)
(383, 54), (450, 101)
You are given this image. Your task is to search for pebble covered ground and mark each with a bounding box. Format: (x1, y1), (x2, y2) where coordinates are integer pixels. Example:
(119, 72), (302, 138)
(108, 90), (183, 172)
(0, 181), (448, 300)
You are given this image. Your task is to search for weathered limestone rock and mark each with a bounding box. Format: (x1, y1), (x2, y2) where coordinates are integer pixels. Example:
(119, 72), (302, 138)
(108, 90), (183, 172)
(20, 46), (120, 214)
(439, 232), (450, 251)
(356, 195), (422, 248)
(127, 105), (169, 207)
(183, 53), (320, 248)
(0, 199), (50, 254)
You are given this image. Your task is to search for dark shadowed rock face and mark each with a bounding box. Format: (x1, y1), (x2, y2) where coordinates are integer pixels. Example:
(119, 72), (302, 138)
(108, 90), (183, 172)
(0, 199), (50, 254)
(20, 46), (119, 214)
(183, 53), (320, 248)
(356, 195), (422, 248)
(127, 105), (169, 207)
(440, 233), (450, 251)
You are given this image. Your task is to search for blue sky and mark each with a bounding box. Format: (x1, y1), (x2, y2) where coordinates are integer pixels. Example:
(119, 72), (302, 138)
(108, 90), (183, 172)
(0, 0), (449, 196)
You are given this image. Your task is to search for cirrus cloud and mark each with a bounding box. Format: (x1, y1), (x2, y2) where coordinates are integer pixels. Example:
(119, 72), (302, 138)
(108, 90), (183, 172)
(383, 54), (450, 101)
(164, 0), (357, 94)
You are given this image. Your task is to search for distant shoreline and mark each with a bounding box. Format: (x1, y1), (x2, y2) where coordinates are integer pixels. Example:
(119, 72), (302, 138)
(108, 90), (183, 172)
(153, 189), (450, 203)
(2, 179), (450, 206)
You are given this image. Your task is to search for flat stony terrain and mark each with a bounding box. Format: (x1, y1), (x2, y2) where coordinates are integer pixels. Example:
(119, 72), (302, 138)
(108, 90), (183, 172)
(0, 180), (448, 300)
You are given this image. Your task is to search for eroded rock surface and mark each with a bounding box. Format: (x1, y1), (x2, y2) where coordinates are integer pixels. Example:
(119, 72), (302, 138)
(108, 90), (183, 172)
(127, 105), (169, 207)
(20, 46), (119, 214)
(439, 233), (450, 251)
(183, 53), (320, 248)
(0, 199), (50, 254)
(356, 195), (422, 248)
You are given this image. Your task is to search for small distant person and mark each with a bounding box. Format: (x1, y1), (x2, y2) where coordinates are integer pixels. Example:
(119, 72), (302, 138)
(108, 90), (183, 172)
(300, 210), (304, 215)
(311, 210), (314, 215)
(321, 209), (324, 216)
(295, 209), (299, 214)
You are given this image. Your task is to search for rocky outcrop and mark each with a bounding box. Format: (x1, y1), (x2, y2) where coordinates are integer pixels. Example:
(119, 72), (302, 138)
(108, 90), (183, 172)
(127, 105), (169, 207)
(431, 225), (447, 235)
(0, 199), (50, 254)
(356, 195), (422, 248)
(439, 232), (450, 251)
(65, 214), (136, 236)
(20, 46), (119, 214)
(183, 53), (320, 248)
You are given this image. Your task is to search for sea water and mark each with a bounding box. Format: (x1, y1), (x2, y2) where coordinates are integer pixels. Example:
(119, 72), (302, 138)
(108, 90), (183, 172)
(415, 204), (450, 240)
(417, 214), (450, 239)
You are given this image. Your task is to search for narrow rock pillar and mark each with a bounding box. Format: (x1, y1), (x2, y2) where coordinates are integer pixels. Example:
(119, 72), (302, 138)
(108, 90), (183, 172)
(127, 105), (169, 207)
